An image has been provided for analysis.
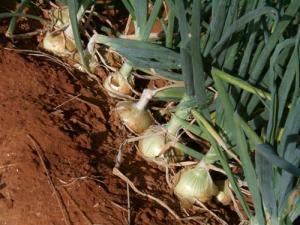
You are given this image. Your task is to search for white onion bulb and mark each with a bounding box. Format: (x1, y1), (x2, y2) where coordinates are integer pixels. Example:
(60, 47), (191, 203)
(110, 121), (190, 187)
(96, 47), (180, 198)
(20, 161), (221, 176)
(174, 166), (218, 207)
(138, 126), (184, 162)
(116, 89), (154, 134)
(138, 126), (166, 158)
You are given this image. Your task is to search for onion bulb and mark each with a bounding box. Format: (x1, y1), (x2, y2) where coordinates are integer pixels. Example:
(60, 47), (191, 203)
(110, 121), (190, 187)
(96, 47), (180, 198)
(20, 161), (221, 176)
(42, 7), (74, 57)
(138, 95), (190, 163)
(216, 179), (232, 206)
(42, 31), (76, 58)
(42, 32), (98, 73)
(174, 165), (218, 207)
(138, 125), (185, 163)
(87, 34), (135, 97)
(116, 89), (154, 134)
(103, 71), (134, 98)
(41, 8), (99, 73)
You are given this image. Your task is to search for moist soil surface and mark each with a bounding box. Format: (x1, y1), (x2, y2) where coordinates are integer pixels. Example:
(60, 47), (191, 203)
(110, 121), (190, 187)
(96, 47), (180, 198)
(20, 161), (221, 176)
(0, 6), (231, 225)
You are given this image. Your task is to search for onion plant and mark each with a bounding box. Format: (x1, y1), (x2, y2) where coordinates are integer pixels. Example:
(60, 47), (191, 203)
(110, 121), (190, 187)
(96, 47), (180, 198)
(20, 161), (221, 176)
(88, 0), (164, 98)
(102, 0), (300, 224)
(2, 0), (96, 72)
(116, 89), (154, 134)
(137, 94), (190, 163)
(116, 85), (186, 134)
(42, 0), (95, 71)
(42, 6), (77, 58)
(173, 146), (229, 208)
(174, 160), (219, 208)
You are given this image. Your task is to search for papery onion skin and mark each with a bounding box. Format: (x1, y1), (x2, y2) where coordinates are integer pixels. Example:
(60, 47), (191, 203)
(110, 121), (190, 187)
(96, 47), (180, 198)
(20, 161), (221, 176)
(52, 7), (70, 29)
(174, 166), (218, 206)
(103, 72), (134, 98)
(116, 101), (154, 134)
(42, 32), (98, 73)
(42, 32), (76, 58)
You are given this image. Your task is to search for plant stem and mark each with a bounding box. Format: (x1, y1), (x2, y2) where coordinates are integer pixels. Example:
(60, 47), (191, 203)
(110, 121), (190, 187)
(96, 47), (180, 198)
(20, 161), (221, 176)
(6, 0), (29, 38)
(119, 62), (133, 78)
(134, 89), (153, 111)
(166, 94), (190, 135)
(174, 143), (203, 160)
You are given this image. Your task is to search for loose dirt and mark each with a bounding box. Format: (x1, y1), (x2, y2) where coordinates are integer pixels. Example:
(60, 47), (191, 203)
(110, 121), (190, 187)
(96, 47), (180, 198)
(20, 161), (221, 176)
(0, 39), (186, 225)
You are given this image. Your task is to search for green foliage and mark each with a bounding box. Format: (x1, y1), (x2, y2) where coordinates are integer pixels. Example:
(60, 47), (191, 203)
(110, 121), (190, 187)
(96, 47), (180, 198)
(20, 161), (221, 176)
(105, 0), (300, 224)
